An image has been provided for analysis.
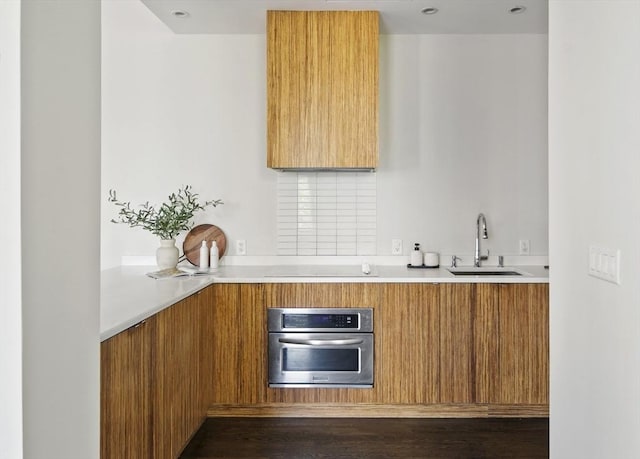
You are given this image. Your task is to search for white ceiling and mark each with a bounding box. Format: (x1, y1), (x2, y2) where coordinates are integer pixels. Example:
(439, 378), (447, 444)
(141, 0), (548, 35)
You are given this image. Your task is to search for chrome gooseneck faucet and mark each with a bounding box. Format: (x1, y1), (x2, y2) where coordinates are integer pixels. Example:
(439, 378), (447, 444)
(474, 213), (489, 267)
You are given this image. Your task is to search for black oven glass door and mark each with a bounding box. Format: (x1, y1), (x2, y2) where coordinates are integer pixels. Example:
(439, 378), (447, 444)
(283, 348), (359, 372)
(269, 333), (374, 387)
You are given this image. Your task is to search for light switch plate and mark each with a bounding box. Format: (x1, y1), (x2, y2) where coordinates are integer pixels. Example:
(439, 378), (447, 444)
(588, 245), (621, 284)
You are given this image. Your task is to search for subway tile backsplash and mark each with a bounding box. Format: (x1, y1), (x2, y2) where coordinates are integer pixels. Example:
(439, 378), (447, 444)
(277, 171), (377, 256)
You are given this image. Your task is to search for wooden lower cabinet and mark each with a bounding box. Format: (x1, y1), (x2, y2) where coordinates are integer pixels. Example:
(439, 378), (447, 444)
(475, 283), (500, 403)
(210, 284), (266, 405)
(439, 284), (475, 403)
(101, 286), (215, 459)
(496, 283), (549, 405)
(209, 282), (548, 411)
(102, 281), (549, 454)
(473, 283), (550, 406)
(153, 289), (211, 459)
(380, 283), (548, 407)
(100, 317), (153, 458)
(378, 284), (439, 404)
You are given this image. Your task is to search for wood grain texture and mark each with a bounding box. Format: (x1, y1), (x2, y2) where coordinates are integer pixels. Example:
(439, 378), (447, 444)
(488, 404), (549, 417)
(100, 319), (153, 459)
(206, 403), (548, 419)
(182, 224), (226, 266)
(198, 286), (216, 416)
(210, 284), (266, 405)
(217, 282), (547, 410)
(84, 280), (548, 438)
(264, 283), (381, 404)
(101, 289), (216, 459)
(152, 293), (206, 459)
(267, 11), (379, 169)
(498, 284), (549, 404)
(439, 284), (474, 403)
(378, 284), (439, 403)
(475, 283), (500, 403)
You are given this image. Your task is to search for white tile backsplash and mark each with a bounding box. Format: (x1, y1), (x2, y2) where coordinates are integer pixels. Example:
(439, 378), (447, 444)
(277, 171), (377, 256)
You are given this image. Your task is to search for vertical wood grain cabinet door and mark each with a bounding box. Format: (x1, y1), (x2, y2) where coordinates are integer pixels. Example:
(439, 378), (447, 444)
(498, 283), (549, 404)
(210, 284), (266, 405)
(267, 10), (379, 169)
(379, 284), (439, 404)
(474, 283), (500, 403)
(473, 283), (549, 405)
(100, 318), (153, 459)
(153, 292), (208, 459)
(439, 284), (475, 403)
(102, 289), (215, 459)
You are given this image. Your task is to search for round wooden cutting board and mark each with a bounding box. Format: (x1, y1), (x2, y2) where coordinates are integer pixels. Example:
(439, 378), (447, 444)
(183, 224), (227, 266)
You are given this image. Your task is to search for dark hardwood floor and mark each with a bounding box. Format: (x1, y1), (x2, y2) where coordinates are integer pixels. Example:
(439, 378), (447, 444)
(180, 417), (549, 459)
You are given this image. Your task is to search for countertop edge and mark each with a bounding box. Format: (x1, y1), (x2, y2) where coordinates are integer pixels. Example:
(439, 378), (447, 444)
(101, 265), (548, 341)
(100, 282), (214, 341)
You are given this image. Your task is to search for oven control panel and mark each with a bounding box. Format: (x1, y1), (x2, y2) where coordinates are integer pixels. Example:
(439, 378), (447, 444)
(268, 308), (373, 333)
(283, 313), (358, 329)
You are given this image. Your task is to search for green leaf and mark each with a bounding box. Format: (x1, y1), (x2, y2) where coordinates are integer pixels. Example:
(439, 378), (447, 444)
(107, 186), (223, 239)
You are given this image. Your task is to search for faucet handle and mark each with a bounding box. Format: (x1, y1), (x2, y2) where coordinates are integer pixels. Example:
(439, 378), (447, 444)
(451, 255), (462, 268)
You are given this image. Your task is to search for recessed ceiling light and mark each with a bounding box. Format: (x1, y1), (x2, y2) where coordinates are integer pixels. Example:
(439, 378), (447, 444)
(421, 7), (439, 15)
(171, 10), (190, 18)
(509, 6), (526, 14)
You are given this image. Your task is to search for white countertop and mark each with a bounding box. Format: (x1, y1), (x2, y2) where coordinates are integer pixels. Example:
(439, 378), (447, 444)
(100, 266), (215, 341)
(100, 264), (549, 341)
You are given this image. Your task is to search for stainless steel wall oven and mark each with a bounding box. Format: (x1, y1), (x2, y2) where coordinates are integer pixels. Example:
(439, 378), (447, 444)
(268, 308), (374, 388)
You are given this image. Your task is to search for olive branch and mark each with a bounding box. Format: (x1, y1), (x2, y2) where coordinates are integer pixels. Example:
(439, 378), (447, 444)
(108, 185), (223, 240)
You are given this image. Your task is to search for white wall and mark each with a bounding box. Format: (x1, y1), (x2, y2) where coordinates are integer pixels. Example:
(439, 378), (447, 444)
(21, 1), (101, 458)
(0, 2), (23, 457)
(101, 1), (548, 268)
(378, 34), (548, 257)
(549, 1), (640, 458)
(101, 1), (274, 268)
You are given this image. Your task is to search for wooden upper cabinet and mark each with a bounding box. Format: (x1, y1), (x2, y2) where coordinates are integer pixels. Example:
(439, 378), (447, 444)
(267, 10), (379, 169)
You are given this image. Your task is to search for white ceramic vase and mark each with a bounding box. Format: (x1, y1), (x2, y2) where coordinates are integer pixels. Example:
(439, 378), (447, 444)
(156, 238), (179, 269)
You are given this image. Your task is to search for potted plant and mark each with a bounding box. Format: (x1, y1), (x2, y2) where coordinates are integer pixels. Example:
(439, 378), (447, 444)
(108, 185), (223, 269)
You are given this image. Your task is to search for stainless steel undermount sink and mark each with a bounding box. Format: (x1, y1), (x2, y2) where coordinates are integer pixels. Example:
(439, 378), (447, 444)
(447, 267), (523, 276)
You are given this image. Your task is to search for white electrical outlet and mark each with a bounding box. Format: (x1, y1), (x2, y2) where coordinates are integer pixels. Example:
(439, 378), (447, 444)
(391, 239), (403, 255)
(519, 239), (530, 255)
(236, 239), (246, 256)
(588, 245), (621, 284)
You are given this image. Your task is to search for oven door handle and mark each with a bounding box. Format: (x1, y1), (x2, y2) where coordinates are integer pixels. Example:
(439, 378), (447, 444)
(278, 338), (364, 346)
